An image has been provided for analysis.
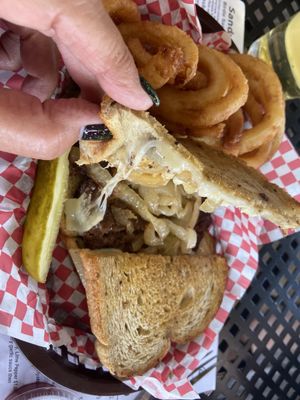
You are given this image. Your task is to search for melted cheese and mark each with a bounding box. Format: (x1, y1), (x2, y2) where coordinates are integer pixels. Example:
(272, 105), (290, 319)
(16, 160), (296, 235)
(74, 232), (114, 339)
(64, 128), (202, 250)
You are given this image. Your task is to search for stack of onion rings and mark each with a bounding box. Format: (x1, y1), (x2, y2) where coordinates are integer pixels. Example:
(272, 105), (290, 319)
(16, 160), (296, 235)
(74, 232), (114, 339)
(104, 3), (284, 169)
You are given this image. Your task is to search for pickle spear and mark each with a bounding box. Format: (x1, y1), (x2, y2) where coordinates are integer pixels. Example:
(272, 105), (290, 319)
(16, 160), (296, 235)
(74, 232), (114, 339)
(22, 151), (69, 283)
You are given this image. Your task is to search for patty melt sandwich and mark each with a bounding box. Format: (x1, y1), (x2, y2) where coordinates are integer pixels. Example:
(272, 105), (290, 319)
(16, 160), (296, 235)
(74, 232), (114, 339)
(61, 97), (300, 377)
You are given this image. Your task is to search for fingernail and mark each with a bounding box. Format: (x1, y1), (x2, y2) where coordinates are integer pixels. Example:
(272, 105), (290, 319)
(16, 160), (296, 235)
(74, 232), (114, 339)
(140, 77), (160, 106)
(80, 124), (113, 141)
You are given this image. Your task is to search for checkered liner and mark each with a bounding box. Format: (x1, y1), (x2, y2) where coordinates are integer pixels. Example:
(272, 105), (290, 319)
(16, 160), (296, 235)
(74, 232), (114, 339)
(0, 1), (299, 399)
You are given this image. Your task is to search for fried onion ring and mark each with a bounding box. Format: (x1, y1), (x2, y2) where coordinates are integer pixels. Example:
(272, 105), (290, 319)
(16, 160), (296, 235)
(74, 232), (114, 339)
(152, 47), (248, 128)
(183, 71), (208, 90)
(240, 120), (284, 168)
(187, 124), (226, 139)
(118, 21), (198, 88)
(228, 54), (285, 156)
(127, 37), (185, 89)
(102, 0), (140, 24)
(160, 119), (225, 140)
(223, 109), (244, 154)
(243, 92), (264, 126)
(240, 141), (273, 168)
(190, 134), (223, 149)
(156, 45), (229, 108)
(160, 120), (224, 149)
(127, 37), (151, 64)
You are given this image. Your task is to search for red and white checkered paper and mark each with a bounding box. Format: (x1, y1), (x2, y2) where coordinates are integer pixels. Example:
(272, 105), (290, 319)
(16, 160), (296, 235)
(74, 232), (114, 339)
(0, 1), (300, 399)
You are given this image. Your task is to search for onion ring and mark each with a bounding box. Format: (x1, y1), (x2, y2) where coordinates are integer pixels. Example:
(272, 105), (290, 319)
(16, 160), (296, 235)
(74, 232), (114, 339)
(127, 37), (151, 64)
(190, 134), (223, 149)
(127, 37), (185, 89)
(187, 124), (226, 139)
(102, 0), (140, 24)
(183, 71), (208, 90)
(160, 119), (225, 140)
(243, 92), (264, 126)
(223, 109), (244, 154)
(228, 54), (285, 156)
(240, 141), (273, 168)
(118, 21), (198, 88)
(152, 47), (248, 128)
(156, 45), (229, 108)
(240, 120), (284, 168)
(152, 45), (229, 112)
(157, 122), (226, 151)
(157, 119), (224, 148)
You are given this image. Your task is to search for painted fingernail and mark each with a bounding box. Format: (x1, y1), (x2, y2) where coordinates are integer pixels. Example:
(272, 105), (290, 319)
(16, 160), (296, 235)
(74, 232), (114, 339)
(80, 124), (113, 141)
(140, 76), (160, 106)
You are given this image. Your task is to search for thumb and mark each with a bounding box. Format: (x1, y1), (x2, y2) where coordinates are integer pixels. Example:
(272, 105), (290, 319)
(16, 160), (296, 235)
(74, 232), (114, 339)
(0, 88), (100, 160)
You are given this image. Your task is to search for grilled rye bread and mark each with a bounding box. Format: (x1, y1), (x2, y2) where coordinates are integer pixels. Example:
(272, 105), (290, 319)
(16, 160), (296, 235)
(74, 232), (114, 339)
(69, 249), (227, 377)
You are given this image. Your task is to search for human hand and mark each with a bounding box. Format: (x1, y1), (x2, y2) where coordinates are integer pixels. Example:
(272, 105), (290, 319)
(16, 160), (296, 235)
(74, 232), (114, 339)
(0, 0), (152, 159)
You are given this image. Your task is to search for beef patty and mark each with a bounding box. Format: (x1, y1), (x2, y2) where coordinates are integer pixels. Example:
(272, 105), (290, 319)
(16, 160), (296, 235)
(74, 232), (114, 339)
(78, 178), (145, 251)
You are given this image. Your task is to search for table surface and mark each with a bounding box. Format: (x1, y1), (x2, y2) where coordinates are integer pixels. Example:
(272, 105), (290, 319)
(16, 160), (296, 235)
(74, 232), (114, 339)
(201, 1), (300, 399)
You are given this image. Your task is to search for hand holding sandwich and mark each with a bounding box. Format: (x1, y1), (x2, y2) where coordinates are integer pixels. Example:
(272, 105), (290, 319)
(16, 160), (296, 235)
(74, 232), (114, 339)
(0, 0), (152, 160)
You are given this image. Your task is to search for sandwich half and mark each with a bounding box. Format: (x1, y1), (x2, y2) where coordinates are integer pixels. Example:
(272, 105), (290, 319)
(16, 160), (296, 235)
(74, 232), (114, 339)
(69, 250), (227, 377)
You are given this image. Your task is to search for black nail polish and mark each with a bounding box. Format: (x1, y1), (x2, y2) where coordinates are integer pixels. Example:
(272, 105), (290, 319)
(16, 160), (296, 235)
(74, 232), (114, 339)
(81, 124), (113, 141)
(140, 76), (160, 106)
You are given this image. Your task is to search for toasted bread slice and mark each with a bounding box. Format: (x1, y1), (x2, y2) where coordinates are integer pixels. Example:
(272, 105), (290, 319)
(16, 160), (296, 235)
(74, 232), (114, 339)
(78, 98), (300, 229)
(70, 249), (227, 377)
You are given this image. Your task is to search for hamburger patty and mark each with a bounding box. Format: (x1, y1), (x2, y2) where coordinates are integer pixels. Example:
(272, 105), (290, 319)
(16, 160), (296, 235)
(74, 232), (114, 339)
(77, 178), (145, 251)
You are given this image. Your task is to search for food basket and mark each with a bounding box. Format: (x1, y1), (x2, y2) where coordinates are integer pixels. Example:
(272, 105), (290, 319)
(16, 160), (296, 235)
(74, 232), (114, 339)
(1, 2), (299, 399)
